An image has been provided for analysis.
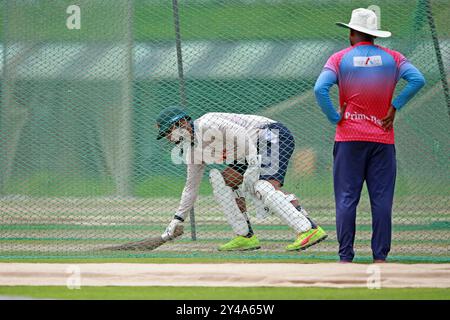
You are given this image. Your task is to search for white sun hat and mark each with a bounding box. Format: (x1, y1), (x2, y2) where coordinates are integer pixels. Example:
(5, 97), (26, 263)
(336, 8), (391, 38)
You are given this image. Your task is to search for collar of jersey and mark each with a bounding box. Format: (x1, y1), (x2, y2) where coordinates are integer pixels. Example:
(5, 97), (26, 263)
(352, 41), (375, 47)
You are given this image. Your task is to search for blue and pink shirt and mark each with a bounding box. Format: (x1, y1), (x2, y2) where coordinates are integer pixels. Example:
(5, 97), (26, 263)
(314, 41), (425, 144)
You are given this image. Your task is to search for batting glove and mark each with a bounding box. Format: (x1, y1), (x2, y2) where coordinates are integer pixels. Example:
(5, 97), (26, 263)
(161, 215), (184, 241)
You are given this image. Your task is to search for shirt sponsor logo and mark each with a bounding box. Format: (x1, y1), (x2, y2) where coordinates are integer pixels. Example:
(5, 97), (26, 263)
(353, 55), (383, 67)
(344, 112), (382, 126)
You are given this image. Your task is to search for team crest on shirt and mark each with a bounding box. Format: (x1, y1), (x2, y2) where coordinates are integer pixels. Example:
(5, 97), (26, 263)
(353, 55), (383, 67)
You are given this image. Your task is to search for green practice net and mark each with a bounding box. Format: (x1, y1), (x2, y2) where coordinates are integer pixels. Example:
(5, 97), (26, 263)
(0, 0), (449, 262)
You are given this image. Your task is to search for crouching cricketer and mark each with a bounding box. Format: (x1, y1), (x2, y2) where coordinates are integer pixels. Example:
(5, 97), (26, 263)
(156, 107), (327, 251)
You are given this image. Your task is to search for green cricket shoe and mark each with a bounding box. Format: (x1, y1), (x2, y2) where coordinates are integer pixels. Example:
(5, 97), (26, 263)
(218, 235), (261, 251)
(286, 226), (328, 251)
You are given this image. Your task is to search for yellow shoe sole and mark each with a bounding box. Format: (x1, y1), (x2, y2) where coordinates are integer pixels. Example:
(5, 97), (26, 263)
(218, 245), (261, 252)
(286, 233), (328, 251)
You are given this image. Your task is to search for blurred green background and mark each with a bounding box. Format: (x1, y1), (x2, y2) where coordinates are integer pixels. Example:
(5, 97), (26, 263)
(0, 0), (448, 261)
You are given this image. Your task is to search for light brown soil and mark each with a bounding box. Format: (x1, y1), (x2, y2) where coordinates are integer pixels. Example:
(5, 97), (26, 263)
(1, 263), (449, 288)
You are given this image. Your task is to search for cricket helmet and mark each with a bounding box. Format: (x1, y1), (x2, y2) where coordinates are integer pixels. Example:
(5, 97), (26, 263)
(156, 106), (191, 140)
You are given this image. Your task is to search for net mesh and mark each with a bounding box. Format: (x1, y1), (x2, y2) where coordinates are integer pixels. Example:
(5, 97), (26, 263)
(0, 0), (449, 262)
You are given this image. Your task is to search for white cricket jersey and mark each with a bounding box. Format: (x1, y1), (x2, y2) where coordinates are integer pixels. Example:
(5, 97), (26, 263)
(175, 112), (276, 219)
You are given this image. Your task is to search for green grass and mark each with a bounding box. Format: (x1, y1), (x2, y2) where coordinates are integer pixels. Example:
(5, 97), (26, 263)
(0, 286), (449, 300)
(4, 172), (448, 197)
(1, 0), (449, 41)
(2, 253), (449, 264)
(3, 172), (115, 197)
(0, 257), (331, 264)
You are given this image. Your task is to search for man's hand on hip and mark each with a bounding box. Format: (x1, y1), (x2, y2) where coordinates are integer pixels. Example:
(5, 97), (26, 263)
(382, 105), (396, 131)
(338, 102), (347, 124)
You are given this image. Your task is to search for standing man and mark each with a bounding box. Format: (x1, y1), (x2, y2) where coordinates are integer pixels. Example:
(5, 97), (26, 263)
(314, 8), (425, 263)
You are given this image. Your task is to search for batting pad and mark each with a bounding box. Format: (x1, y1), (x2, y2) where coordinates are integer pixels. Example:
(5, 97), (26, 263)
(255, 180), (312, 233)
(209, 169), (250, 236)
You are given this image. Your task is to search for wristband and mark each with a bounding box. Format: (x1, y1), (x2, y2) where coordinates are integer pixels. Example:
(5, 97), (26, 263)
(174, 215), (184, 222)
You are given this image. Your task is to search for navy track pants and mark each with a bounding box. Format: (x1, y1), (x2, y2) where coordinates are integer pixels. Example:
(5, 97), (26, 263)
(333, 141), (396, 262)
